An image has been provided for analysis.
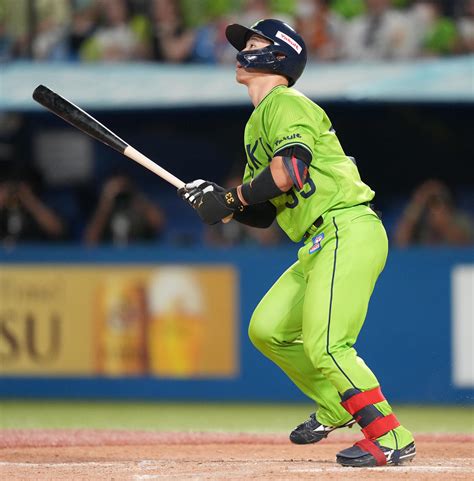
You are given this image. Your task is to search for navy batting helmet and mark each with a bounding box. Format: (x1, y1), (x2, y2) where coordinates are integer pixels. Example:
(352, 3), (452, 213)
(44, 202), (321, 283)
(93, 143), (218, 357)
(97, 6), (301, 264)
(225, 19), (307, 87)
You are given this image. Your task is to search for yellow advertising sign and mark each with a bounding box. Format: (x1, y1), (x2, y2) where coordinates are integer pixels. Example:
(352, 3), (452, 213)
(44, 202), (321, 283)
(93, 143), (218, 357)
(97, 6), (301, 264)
(0, 265), (238, 377)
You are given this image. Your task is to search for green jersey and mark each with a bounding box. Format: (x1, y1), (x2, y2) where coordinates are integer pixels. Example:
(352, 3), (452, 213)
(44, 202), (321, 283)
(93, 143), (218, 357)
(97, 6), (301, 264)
(242, 85), (375, 242)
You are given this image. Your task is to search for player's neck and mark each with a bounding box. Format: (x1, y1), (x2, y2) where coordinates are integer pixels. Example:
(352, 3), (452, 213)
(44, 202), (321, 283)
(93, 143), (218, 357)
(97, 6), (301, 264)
(247, 76), (288, 107)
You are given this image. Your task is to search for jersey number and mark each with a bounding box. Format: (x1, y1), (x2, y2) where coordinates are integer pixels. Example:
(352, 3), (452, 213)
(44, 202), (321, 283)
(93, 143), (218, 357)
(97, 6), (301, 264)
(285, 177), (316, 209)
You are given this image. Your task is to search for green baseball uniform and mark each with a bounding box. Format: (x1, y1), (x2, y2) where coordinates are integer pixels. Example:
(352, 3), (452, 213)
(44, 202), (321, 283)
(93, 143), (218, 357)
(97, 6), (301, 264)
(245, 85), (413, 448)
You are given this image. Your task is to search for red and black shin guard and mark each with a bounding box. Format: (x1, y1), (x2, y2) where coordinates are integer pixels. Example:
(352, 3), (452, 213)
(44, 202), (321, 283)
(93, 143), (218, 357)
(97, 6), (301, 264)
(340, 387), (400, 466)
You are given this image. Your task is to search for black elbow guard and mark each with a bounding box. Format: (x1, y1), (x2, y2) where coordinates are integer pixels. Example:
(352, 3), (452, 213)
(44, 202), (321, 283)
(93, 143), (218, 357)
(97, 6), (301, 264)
(233, 201), (277, 228)
(277, 145), (312, 191)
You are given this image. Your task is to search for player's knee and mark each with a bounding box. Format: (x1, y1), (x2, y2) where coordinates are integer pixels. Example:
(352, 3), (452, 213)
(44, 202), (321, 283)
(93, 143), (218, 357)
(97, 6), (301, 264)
(248, 310), (272, 351)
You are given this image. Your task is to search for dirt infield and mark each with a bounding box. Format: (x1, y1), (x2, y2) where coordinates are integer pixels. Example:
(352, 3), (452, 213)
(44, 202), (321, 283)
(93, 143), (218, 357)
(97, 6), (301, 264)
(0, 430), (472, 480)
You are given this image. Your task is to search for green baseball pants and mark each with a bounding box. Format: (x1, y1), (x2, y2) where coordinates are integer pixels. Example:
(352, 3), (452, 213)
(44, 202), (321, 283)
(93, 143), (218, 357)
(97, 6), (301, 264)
(249, 204), (394, 427)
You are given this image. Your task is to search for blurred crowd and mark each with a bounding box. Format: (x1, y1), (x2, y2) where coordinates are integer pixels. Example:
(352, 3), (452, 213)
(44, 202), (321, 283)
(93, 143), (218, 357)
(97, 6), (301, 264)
(0, 0), (473, 64)
(1, 161), (473, 248)
(0, 166), (287, 248)
(1, 0), (473, 249)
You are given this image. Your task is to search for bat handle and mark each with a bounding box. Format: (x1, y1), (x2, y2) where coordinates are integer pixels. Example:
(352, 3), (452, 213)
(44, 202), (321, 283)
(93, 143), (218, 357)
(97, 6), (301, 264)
(124, 146), (185, 189)
(125, 146), (233, 224)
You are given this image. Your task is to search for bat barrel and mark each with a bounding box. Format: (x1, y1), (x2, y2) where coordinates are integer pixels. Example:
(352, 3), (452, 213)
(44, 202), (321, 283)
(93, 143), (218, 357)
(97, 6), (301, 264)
(32, 84), (128, 154)
(32, 84), (186, 191)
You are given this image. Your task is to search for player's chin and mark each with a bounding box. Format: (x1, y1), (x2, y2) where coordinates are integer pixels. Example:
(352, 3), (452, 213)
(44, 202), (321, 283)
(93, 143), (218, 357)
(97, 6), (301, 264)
(236, 68), (254, 85)
(236, 71), (247, 85)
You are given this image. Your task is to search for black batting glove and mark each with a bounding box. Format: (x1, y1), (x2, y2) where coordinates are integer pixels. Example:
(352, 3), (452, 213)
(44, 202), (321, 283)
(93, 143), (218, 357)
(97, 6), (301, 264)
(178, 179), (243, 225)
(196, 189), (241, 224)
(178, 179), (225, 208)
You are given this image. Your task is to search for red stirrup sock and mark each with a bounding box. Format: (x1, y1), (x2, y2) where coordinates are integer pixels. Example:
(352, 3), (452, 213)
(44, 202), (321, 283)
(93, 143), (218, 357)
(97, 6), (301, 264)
(340, 387), (401, 466)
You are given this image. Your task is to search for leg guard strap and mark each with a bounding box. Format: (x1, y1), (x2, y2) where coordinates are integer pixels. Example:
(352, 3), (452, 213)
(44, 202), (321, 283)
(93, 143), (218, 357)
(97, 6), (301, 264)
(341, 386), (385, 414)
(354, 404), (384, 428)
(341, 387), (400, 440)
(362, 413), (400, 440)
(355, 439), (387, 466)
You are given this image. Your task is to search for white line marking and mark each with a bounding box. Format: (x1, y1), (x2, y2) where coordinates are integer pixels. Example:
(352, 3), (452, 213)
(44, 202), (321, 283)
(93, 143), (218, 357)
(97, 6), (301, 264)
(134, 477), (169, 480)
(1, 460), (472, 477)
(137, 460), (161, 470)
(0, 461), (127, 468)
(289, 465), (473, 473)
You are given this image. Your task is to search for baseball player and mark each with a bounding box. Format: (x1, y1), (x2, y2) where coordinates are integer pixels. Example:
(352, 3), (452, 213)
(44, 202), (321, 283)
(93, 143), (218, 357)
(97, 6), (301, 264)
(179, 19), (415, 467)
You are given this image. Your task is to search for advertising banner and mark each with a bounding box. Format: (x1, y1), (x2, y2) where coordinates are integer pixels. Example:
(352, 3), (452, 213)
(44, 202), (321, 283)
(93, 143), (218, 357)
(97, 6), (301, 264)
(451, 265), (474, 388)
(0, 265), (238, 377)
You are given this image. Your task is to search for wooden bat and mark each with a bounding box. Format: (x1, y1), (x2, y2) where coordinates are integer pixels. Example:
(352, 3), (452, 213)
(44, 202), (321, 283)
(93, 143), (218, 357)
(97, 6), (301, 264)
(32, 84), (233, 223)
(32, 84), (185, 189)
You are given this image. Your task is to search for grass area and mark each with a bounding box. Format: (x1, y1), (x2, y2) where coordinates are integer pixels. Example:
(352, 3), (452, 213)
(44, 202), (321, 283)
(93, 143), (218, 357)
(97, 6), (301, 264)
(1, 401), (473, 433)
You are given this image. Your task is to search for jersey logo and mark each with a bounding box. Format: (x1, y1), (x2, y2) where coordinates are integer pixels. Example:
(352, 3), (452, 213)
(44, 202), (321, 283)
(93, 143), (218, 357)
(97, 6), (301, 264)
(275, 133), (302, 147)
(309, 233), (324, 254)
(276, 31), (302, 54)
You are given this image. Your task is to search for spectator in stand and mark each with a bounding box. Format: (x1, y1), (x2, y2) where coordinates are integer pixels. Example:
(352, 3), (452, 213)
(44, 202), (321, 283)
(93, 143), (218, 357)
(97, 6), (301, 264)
(235, 0), (273, 28)
(148, 0), (196, 62)
(219, 0), (294, 64)
(341, 0), (411, 60)
(0, 172), (65, 245)
(457, 0), (474, 52)
(417, 0), (459, 56)
(0, 10), (14, 62)
(66, 0), (99, 61)
(81, 0), (143, 61)
(32, 0), (71, 60)
(296, 0), (345, 61)
(84, 174), (165, 246)
(331, 0), (365, 20)
(191, 3), (233, 64)
(401, 0), (439, 58)
(394, 179), (474, 247)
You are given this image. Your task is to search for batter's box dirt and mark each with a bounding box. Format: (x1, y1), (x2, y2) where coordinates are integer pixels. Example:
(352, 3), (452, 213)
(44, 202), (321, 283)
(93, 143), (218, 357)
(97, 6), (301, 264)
(0, 430), (472, 480)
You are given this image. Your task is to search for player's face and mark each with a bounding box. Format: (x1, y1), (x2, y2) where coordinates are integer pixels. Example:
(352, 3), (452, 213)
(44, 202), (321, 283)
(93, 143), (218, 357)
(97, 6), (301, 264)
(236, 34), (272, 85)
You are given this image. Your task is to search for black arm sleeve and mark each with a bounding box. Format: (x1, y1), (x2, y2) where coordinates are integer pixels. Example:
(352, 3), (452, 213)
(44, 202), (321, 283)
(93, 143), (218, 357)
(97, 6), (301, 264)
(239, 166), (286, 205)
(232, 201), (277, 228)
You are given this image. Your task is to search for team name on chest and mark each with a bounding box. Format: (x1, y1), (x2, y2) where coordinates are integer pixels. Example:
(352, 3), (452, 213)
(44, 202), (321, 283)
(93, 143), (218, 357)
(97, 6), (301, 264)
(245, 136), (272, 176)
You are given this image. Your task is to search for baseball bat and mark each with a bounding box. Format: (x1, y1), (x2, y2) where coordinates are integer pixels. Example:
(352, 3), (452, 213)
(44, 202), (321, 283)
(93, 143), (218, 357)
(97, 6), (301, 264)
(32, 84), (185, 190)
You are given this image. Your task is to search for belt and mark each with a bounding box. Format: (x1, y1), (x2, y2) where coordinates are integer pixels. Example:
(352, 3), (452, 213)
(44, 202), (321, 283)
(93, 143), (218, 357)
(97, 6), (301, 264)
(303, 216), (323, 240)
(303, 202), (379, 241)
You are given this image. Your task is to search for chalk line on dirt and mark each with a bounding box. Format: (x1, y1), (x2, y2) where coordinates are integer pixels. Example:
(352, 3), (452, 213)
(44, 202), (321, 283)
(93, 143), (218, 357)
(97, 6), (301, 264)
(1, 459), (471, 473)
